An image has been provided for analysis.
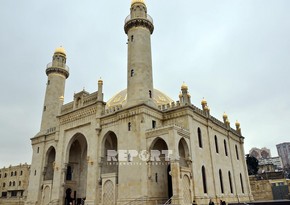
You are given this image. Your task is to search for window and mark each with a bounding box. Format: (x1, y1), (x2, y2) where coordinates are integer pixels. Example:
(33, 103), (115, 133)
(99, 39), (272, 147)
(20, 170), (23, 176)
(131, 69), (134, 77)
(215, 135), (219, 153)
(152, 120), (156, 129)
(131, 35), (134, 41)
(228, 171), (233, 193)
(47, 80), (50, 85)
(13, 181), (15, 186)
(37, 147), (40, 153)
(202, 166), (207, 193)
(9, 181), (12, 186)
(14, 171), (17, 176)
(224, 140), (228, 156)
(0, 174), (1, 178)
(1, 192), (7, 198)
(128, 122), (131, 131)
(240, 173), (244, 193)
(3, 183), (5, 188)
(235, 145), (239, 160)
(19, 181), (21, 186)
(155, 173), (158, 182)
(219, 169), (224, 193)
(43, 106), (46, 111)
(149, 90), (152, 98)
(11, 172), (13, 176)
(4, 173), (7, 178)
(34, 170), (37, 176)
(198, 128), (203, 148)
(66, 166), (72, 181)
(11, 191), (17, 197)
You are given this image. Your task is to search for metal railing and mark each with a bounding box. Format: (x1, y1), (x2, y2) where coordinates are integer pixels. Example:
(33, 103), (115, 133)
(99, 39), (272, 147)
(125, 14), (153, 24)
(46, 62), (70, 72)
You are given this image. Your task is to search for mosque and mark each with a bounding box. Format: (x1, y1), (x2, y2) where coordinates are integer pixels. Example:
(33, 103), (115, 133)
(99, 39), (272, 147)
(25, 0), (253, 204)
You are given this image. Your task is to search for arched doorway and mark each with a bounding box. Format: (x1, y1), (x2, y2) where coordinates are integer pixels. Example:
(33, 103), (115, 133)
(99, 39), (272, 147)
(65, 133), (88, 205)
(178, 138), (189, 167)
(101, 131), (118, 174)
(44, 147), (56, 180)
(150, 138), (171, 199)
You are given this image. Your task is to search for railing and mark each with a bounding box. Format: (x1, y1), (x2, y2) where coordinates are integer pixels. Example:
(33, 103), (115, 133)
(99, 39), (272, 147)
(125, 14), (153, 24)
(46, 62), (70, 72)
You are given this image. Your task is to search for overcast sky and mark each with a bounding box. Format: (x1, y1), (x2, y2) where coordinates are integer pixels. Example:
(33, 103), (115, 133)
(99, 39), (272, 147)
(0, 0), (289, 168)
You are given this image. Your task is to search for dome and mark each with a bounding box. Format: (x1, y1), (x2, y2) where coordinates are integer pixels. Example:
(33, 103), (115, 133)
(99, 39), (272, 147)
(54, 46), (66, 55)
(131, 0), (145, 4)
(106, 88), (173, 108)
(201, 98), (207, 105)
(223, 112), (228, 119)
(235, 121), (240, 127)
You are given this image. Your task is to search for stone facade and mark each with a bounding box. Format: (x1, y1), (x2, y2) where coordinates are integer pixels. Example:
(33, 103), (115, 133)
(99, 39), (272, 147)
(25, 1), (252, 205)
(0, 163), (30, 205)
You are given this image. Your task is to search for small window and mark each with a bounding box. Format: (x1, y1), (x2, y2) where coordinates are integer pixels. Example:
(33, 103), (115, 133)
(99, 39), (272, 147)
(131, 35), (134, 41)
(1, 192), (7, 198)
(3, 183), (5, 188)
(47, 80), (50, 85)
(0, 174), (1, 178)
(240, 173), (244, 193)
(215, 135), (219, 153)
(202, 166), (207, 193)
(9, 181), (12, 186)
(4, 173), (7, 178)
(155, 173), (158, 182)
(235, 145), (239, 160)
(14, 171), (17, 176)
(19, 181), (21, 186)
(219, 169), (224, 193)
(34, 170), (37, 176)
(20, 170), (23, 176)
(224, 140), (228, 156)
(13, 181), (15, 186)
(198, 128), (203, 148)
(37, 147), (40, 153)
(149, 90), (152, 98)
(229, 171), (233, 193)
(152, 120), (156, 129)
(128, 122), (131, 131)
(43, 106), (46, 111)
(131, 69), (134, 77)
(11, 172), (13, 176)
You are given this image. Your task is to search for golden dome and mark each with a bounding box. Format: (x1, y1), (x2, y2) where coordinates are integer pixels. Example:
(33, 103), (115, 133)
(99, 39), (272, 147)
(106, 88), (173, 108)
(235, 121), (240, 127)
(54, 46), (66, 55)
(98, 78), (103, 84)
(131, 0), (145, 4)
(181, 82), (188, 90)
(201, 98), (207, 105)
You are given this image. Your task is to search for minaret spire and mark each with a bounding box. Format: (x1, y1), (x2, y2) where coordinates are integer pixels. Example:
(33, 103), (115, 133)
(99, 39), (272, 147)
(124, 0), (154, 107)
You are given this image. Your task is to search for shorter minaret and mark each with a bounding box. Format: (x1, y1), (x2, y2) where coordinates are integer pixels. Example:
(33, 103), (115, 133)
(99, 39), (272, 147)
(40, 47), (69, 132)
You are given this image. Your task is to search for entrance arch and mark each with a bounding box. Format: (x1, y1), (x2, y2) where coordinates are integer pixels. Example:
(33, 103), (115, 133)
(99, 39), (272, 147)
(178, 138), (189, 167)
(65, 133), (88, 204)
(101, 131), (118, 174)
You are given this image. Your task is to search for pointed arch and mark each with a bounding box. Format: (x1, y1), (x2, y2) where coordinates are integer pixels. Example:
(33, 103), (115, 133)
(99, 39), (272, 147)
(178, 138), (190, 167)
(219, 169), (224, 193)
(44, 146), (56, 180)
(101, 131), (118, 174)
(202, 166), (207, 194)
(197, 127), (202, 148)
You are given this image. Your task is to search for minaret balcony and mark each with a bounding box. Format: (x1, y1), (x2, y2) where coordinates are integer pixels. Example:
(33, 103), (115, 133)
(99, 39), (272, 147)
(125, 14), (153, 24)
(124, 14), (154, 34)
(46, 62), (70, 78)
(46, 62), (70, 72)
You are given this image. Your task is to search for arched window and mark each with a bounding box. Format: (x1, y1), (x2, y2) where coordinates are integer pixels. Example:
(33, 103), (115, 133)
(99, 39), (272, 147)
(240, 173), (244, 193)
(128, 122), (131, 131)
(215, 135), (219, 153)
(219, 169), (224, 193)
(13, 181), (15, 186)
(14, 171), (17, 176)
(11, 172), (13, 176)
(202, 166), (207, 193)
(228, 171), (233, 193)
(224, 140), (228, 156)
(149, 90), (152, 98)
(3, 182), (5, 187)
(198, 128), (202, 148)
(235, 145), (239, 160)
(9, 181), (12, 186)
(20, 170), (23, 176)
(19, 181), (21, 186)
(131, 69), (134, 77)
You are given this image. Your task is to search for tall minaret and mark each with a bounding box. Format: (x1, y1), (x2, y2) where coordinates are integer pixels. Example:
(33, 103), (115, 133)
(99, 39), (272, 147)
(124, 0), (155, 107)
(40, 47), (69, 131)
